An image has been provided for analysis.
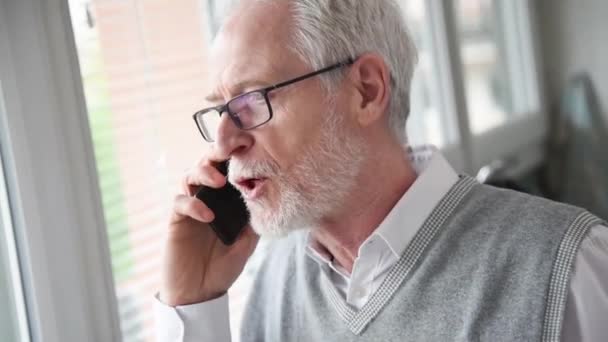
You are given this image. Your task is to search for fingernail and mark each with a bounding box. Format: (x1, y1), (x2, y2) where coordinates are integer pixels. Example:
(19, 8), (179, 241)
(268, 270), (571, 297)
(204, 210), (215, 222)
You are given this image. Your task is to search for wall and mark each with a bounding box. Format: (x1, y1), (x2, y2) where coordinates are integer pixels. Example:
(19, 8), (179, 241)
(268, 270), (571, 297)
(537, 0), (608, 118)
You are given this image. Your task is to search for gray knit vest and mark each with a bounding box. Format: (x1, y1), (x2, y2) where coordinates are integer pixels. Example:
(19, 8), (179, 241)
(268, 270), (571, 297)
(239, 177), (605, 342)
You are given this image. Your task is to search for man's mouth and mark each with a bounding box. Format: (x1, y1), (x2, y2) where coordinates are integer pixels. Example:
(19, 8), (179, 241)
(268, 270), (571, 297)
(234, 177), (268, 200)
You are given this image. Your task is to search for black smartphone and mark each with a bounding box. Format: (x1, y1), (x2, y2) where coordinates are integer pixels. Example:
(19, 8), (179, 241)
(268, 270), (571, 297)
(195, 161), (250, 245)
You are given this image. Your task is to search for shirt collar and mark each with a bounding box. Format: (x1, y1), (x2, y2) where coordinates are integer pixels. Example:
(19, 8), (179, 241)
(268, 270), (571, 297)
(305, 145), (459, 264)
(372, 146), (459, 258)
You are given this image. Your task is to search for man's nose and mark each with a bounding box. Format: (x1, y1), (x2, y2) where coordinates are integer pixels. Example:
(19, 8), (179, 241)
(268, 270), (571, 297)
(213, 112), (253, 159)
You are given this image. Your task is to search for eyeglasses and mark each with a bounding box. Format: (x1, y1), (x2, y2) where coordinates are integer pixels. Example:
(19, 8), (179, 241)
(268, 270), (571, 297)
(193, 58), (355, 142)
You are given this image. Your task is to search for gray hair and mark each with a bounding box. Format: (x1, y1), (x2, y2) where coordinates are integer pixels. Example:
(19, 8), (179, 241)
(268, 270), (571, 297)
(288, 0), (418, 144)
(222, 0), (418, 144)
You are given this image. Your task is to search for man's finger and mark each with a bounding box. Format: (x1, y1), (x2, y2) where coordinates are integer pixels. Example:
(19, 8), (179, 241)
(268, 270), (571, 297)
(171, 194), (215, 223)
(182, 165), (226, 196)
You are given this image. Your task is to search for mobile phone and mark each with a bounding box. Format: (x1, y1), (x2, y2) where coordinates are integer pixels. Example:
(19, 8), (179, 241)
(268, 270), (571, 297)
(195, 161), (250, 245)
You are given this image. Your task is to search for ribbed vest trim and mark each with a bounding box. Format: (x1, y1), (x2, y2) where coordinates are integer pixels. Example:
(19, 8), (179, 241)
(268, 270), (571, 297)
(541, 212), (605, 342)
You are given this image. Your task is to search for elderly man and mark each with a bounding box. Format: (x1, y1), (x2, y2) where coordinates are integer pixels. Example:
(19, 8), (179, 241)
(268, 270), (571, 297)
(155, 0), (608, 341)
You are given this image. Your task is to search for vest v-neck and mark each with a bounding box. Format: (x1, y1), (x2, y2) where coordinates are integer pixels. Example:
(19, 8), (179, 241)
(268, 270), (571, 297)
(319, 176), (478, 335)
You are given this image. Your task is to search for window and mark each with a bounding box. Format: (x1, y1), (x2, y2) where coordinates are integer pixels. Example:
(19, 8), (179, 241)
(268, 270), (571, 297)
(0, 85), (30, 342)
(455, 0), (540, 134)
(452, 0), (544, 172)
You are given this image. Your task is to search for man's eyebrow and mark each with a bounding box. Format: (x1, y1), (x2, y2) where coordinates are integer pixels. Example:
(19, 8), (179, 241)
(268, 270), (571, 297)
(204, 79), (272, 103)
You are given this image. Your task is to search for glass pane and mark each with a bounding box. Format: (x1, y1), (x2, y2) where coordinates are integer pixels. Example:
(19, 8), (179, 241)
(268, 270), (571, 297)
(400, 0), (453, 147)
(455, 0), (530, 134)
(67, 0), (261, 340)
(0, 92), (30, 342)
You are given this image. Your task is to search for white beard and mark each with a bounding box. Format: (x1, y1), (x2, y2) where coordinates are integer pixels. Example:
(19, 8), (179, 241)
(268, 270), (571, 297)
(228, 111), (367, 238)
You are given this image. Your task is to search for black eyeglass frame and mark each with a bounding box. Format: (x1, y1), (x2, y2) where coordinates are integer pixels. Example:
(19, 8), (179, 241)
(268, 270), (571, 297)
(193, 57), (355, 142)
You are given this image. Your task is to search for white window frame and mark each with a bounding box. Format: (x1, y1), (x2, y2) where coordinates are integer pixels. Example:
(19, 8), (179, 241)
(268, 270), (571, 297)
(0, 0), (547, 340)
(0, 0), (120, 341)
(430, 0), (548, 175)
(467, 0), (548, 175)
(0, 94), (31, 342)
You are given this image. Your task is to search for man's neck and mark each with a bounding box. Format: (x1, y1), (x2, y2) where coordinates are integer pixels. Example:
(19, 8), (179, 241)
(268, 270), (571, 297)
(310, 145), (417, 274)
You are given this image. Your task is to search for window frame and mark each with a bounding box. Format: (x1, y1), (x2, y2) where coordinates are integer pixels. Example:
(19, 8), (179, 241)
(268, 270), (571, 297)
(0, 0), (547, 340)
(469, 0), (547, 174)
(0, 84), (31, 342)
(0, 0), (121, 341)
(423, 0), (547, 175)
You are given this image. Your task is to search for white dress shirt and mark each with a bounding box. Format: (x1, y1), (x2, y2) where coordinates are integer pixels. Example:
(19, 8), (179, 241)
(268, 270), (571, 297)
(155, 147), (608, 341)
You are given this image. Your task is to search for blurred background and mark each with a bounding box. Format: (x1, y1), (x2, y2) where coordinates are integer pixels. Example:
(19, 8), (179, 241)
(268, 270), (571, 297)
(1, 0), (606, 341)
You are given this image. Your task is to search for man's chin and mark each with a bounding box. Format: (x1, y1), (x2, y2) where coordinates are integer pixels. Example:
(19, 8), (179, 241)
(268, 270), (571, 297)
(249, 220), (295, 239)
(248, 211), (310, 239)
(245, 192), (317, 238)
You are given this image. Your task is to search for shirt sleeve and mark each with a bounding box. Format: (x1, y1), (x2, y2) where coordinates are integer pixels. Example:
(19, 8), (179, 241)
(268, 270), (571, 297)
(561, 224), (608, 342)
(154, 293), (232, 342)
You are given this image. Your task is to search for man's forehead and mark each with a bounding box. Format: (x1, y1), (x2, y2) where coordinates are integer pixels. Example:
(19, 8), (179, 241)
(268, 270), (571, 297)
(204, 43), (296, 99)
(202, 61), (281, 101)
(208, 35), (288, 77)
(204, 1), (300, 97)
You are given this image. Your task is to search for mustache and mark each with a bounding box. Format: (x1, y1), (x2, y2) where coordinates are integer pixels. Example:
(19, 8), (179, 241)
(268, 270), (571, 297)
(228, 158), (280, 182)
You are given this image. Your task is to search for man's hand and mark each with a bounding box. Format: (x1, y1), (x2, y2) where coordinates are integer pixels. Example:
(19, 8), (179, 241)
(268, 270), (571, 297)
(160, 155), (259, 307)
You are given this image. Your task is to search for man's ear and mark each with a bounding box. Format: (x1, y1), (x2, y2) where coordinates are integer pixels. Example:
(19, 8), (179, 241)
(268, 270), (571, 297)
(348, 53), (391, 127)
